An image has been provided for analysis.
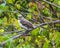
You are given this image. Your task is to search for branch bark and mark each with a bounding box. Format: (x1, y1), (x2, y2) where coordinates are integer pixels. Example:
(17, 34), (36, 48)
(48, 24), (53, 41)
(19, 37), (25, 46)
(0, 20), (60, 46)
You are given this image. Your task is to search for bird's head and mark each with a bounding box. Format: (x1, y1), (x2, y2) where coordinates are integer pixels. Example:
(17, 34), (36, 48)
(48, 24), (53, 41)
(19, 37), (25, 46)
(18, 14), (23, 20)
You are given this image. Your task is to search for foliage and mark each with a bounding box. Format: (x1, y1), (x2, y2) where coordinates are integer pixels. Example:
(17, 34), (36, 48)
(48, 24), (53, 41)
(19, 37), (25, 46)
(0, 0), (60, 48)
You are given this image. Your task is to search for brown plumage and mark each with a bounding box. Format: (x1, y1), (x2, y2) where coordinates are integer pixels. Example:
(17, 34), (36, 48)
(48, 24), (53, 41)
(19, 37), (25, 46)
(20, 19), (34, 29)
(18, 14), (34, 30)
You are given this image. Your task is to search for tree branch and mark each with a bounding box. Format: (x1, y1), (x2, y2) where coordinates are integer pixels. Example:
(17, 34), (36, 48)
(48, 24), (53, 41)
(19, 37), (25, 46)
(0, 20), (60, 46)
(43, 0), (60, 8)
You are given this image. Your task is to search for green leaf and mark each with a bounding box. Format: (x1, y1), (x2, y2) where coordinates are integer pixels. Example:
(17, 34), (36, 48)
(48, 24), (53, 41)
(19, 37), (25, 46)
(28, 8), (34, 12)
(54, 32), (60, 43)
(57, 0), (60, 5)
(26, 14), (32, 20)
(0, 19), (3, 24)
(6, 0), (15, 4)
(43, 41), (49, 48)
(31, 28), (40, 36)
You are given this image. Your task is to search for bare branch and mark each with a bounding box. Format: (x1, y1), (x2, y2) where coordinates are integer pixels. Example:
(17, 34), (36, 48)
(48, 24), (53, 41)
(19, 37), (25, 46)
(37, 20), (60, 27)
(0, 20), (60, 46)
(43, 0), (60, 8)
(36, 1), (44, 23)
(0, 31), (30, 46)
(0, 30), (24, 36)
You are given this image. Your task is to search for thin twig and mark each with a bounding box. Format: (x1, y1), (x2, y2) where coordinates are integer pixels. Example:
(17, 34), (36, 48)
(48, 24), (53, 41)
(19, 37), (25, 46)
(36, 1), (44, 23)
(43, 0), (60, 8)
(0, 20), (60, 46)
(0, 30), (24, 35)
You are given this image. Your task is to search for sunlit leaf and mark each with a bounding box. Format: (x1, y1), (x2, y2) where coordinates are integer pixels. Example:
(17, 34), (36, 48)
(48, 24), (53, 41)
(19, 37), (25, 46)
(31, 28), (40, 36)
(0, 19), (3, 24)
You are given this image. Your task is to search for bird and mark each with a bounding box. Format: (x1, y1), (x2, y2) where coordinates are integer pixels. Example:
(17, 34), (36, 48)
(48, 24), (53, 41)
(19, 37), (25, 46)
(18, 14), (34, 30)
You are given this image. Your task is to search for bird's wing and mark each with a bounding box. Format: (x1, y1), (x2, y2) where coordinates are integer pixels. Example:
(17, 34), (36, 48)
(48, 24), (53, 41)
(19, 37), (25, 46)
(20, 19), (34, 28)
